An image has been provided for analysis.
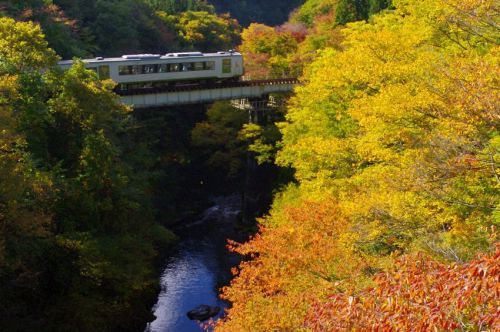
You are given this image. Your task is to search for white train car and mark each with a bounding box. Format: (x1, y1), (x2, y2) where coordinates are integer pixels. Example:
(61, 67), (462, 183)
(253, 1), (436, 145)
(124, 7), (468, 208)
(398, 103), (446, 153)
(58, 51), (244, 90)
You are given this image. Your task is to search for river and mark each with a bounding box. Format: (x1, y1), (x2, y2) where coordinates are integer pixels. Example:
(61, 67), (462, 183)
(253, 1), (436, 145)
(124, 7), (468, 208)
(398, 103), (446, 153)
(145, 195), (243, 332)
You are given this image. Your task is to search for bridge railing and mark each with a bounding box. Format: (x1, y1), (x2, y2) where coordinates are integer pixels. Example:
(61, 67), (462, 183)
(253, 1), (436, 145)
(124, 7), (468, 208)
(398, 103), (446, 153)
(116, 78), (299, 96)
(119, 78), (299, 108)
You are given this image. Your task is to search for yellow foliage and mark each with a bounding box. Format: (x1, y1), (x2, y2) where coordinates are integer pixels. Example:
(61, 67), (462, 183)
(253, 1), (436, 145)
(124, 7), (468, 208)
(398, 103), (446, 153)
(218, 0), (499, 330)
(0, 17), (58, 72)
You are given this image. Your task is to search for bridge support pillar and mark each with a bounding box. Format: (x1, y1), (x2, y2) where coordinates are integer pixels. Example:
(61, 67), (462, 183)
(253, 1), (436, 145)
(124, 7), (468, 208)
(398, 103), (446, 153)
(231, 95), (284, 125)
(231, 95), (285, 225)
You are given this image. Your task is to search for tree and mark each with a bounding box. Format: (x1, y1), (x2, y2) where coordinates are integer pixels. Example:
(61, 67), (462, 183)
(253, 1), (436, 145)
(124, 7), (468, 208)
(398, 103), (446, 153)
(238, 23), (302, 78)
(0, 17), (56, 330)
(208, 0), (304, 27)
(191, 101), (248, 179)
(335, 0), (369, 25)
(290, 0), (339, 27)
(0, 17), (175, 331)
(2, 0), (185, 58)
(2, 1), (93, 58)
(217, 0), (499, 329)
(160, 10), (241, 51)
(145, 0), (215, 13)
(92, 0), (177, 56)
(277, 0), (498, 260)
(305, 246), (500, 331)
(0, 16), (58, 71)
(218, 198), (371, 331)
(369, 0), (391, 16)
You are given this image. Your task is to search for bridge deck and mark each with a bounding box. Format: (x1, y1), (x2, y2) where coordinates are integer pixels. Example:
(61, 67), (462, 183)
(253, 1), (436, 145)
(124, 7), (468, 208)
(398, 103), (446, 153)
(118, 78), (298, 108)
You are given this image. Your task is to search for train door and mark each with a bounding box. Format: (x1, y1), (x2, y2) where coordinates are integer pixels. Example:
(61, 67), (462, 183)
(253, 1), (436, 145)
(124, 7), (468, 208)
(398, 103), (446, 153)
(222, 59), (232, 74)
(98, 65), (110, 79)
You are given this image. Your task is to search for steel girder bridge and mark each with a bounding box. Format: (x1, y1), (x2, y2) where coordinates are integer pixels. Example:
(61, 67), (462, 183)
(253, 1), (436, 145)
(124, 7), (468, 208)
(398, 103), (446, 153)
(117, 78), (298, 109)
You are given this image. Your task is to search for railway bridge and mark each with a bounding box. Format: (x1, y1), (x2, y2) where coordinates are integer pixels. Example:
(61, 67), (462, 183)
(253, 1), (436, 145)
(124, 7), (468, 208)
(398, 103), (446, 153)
(117, 78), (298, 109)
(118, 78), (298, 224)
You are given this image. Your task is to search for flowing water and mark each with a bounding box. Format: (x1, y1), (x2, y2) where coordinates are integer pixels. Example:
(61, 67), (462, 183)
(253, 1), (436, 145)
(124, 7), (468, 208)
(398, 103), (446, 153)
(145, 195), (242, 332)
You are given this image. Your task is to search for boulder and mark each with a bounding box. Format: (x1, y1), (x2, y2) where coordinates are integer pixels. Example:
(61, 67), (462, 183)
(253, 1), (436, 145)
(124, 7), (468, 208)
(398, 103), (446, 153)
(186, 304), (221, 321)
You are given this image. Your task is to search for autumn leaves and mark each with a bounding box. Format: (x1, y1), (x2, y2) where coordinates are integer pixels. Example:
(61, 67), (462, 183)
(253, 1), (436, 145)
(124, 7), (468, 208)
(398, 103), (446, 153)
(217, 0), (499, 330)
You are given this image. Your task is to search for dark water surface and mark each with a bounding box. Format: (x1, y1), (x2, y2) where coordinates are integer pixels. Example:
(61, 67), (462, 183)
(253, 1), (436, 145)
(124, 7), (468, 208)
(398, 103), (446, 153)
(145, 196), (242, 332)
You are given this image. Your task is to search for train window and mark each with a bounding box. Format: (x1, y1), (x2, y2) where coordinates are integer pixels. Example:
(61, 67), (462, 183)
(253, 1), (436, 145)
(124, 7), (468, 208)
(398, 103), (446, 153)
(118, 66), (129, 75)
(88, 67), (98, 73)
(158, 64), (168, 73)
(171, 64), (181, 72)
(222, 59), (231, 74)
(183, 63), (195, 71)
(123, 66), (142, 75)
(98, 65), (110, 79)
(205, 61), (215, 70)
(121, 66), (135, 75)
(194, 62), (204, 71)
(142, 64), (157, 74)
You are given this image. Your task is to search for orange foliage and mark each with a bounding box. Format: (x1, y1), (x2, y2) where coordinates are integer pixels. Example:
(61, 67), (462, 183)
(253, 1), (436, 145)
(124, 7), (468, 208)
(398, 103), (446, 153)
(19, 4), (77, 30)
(305, 244), (500, 331)
(217, 199), (370, 331)
(276, 22), (309, 43)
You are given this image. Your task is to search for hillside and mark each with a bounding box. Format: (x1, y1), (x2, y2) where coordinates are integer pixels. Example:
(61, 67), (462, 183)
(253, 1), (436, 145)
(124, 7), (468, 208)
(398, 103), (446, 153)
(217, 0), (499, 329)
(1, 0), (241, 58)
(208, 0), (305, 26)
(0, 0), (498, 331)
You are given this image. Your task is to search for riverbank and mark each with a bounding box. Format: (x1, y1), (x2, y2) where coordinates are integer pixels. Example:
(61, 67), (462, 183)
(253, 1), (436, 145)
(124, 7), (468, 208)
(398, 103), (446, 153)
(145, 195), (244, 331)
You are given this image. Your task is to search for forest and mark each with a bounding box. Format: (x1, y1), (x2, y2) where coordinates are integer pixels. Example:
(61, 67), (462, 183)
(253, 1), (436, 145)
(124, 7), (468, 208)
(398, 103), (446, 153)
(218, 0), (499, 330)
(0, 0), (498, 331)
(0, 0), (248, 330)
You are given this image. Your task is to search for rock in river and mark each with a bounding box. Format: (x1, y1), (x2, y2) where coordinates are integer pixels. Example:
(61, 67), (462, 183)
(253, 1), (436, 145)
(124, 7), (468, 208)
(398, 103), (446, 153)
(187, 305), (221, 321)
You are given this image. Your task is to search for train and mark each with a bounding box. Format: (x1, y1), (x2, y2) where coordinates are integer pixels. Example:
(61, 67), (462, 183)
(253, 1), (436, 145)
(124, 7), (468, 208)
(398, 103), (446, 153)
(58, 51), (244, 91)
